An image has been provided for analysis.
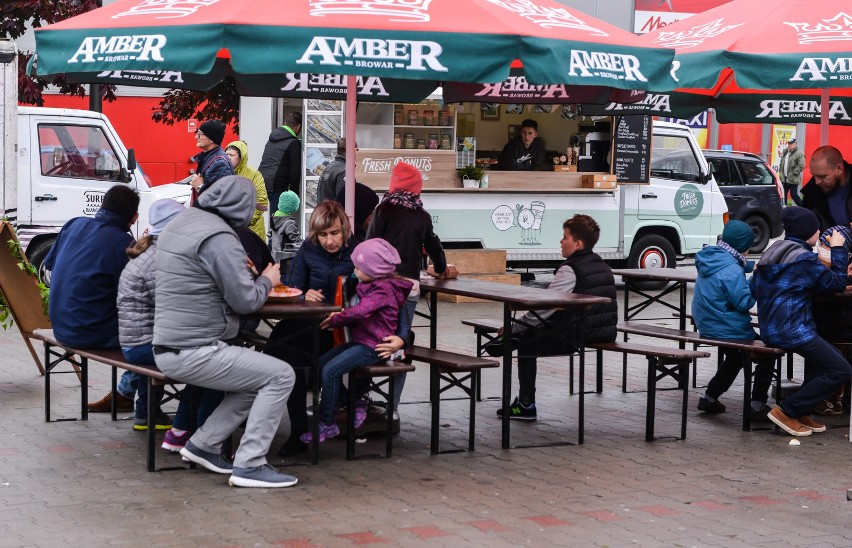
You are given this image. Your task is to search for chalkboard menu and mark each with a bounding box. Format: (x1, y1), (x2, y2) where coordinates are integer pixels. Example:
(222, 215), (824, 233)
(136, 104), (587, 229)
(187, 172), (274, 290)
(612, 115), (652, 184)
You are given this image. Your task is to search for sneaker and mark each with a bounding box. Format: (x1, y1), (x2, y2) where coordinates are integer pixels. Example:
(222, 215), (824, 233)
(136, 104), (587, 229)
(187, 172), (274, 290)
(276, 436), (308, 458)
(496, 397), (537, 421)
(87, 391), (134, 413)
(132, 411), (173, 431)
(797, 415), (827, 433)
(162, 429), (191, 452)
(179, 440), (234, 474)
(749, 405), (772, 422)
(354, 403), (368, 430)
(697, 397), (726, 413)
(299, 422), (341, 444)
(229, 464), (298, 488)
(767, 406), (812, 437)
(813, 399), (843, 416)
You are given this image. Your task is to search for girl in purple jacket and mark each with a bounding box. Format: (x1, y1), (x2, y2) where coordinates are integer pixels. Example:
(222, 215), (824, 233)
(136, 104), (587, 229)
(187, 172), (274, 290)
(301, 238), (413, 443)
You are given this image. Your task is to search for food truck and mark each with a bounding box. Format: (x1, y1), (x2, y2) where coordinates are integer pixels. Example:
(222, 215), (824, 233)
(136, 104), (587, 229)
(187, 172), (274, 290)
(336, 99), (727, 270)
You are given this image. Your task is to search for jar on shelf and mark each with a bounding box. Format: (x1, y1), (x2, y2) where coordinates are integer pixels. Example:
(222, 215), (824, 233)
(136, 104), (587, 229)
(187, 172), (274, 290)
(440, 134), (452, 150)
(394, 105), (404, 125)
(422, 109), (435, 126)
(407, 109), (419, 125)
(439, 108), (451, 126)
(416, 138), (427, 149)
(393, 133), (402, 149)
(404, 133), (415, 149)
(428, 134), (439, 149)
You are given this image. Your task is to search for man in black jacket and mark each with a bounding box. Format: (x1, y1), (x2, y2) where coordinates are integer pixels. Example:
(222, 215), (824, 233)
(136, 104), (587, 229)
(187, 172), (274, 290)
(317, 138), (350, 204)
(801, 145), (852, 230)
(497, 118), (545, 171)
(258, 111), (303, 212)
(490, 214), (617, 420)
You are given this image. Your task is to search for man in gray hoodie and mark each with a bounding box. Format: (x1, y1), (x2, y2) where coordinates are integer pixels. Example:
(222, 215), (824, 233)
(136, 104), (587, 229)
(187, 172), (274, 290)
(153, 175), (297, 488)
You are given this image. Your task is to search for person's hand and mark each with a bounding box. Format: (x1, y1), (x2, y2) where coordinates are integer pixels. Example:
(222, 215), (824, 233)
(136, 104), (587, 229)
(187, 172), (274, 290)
(190, 173), (204, 189)
(496, 326), (505, 337)
(847, 263), (852, 276)
(304, 289), (324, 302)
(829, 230), (846, 248)
(261, 262), (280, 286)
(375, 335), (405, 359)
(441, 264), (459, 279)
(320, 311), (339, 330)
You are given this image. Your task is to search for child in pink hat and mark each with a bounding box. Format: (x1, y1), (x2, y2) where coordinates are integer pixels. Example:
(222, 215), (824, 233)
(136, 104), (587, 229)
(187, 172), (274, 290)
(302, 238), (413, 443)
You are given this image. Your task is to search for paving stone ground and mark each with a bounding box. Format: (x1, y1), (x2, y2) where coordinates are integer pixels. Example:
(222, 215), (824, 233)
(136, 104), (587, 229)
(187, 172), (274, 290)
(1, 281), (850, 547)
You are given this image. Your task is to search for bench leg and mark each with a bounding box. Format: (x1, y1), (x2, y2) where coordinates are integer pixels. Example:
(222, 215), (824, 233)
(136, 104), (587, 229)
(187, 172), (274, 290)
(742, 353), (753, 432)
(569, 354), (574, 395)
(430, 366), (440, 455)
(468, 371), (477, 452)
(44, 343), (51, 422)
(346, 384), (357, 461)
(680, 360), (689, 440)
(81, 356), (88, 421)
(596, 349), (603, 394)
(645, 357), (657, 442)
(110, 367), (118, 422)
(386, 378), (395, 459)
(147, 377), (156, 473)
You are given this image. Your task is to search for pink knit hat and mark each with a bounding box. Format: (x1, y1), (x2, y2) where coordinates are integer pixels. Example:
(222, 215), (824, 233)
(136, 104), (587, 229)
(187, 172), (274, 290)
(389, 162), (423, 194)
(352, 238), (400, 279)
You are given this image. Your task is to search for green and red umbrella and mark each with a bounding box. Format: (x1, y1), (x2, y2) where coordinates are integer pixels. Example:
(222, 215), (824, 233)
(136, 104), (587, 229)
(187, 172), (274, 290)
(34, 0), (676, 89)
(33, 0), (676, 218)
(639, 0), (852, 141)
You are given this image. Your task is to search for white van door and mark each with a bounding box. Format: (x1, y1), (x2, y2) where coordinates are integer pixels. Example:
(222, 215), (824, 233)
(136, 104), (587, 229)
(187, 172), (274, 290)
(639, 126), (717, 253)
(27, 118), (133, 225)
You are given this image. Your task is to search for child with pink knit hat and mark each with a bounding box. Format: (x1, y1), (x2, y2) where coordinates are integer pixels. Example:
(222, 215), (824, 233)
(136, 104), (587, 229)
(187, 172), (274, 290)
(364, 162), (457, 418)
(302, 238), (413, 443)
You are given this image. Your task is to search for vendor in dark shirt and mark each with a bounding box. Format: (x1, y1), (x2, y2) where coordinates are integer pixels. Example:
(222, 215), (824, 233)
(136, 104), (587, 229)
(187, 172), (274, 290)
(498, 118), (545, 171)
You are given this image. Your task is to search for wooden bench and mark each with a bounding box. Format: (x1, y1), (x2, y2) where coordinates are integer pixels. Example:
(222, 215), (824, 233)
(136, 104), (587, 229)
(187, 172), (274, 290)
(462, 319), (708, 442)
(406, 345), (499, 454)
(587, 341), (709, 441)
(346, 362), (415, 460)
(32, 328), (190, 473)
(617, 321), (787, 431)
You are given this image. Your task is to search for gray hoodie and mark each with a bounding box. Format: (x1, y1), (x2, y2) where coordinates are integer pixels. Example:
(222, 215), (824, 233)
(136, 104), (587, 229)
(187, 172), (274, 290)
(153, 176), (273, 348)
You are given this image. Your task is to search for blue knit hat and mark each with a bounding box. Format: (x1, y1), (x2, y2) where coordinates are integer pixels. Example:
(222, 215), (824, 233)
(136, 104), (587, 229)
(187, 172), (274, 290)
(819, 225), (852, 252)
(277, 190), (300, 215)
(782, 206), (820, 241)
(721, 220), (754, 253)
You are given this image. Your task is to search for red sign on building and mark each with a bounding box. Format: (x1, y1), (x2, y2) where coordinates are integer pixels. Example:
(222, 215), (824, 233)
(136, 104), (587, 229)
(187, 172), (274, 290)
(633, 0), (732, 34)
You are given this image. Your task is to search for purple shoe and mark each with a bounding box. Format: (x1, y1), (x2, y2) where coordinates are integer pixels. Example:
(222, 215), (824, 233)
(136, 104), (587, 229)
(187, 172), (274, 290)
(354, 403), (368, 429)
(300, 422), (340, 444)
(161, 429), (191, 453)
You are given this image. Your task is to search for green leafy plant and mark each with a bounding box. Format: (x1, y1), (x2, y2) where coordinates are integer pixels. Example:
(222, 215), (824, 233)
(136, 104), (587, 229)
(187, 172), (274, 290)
(0, 226), (50, 330)
(456, 164), (484, 181)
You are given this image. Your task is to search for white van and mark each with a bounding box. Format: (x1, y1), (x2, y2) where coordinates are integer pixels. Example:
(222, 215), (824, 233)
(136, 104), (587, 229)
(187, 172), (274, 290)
(420, 120), (726, 269)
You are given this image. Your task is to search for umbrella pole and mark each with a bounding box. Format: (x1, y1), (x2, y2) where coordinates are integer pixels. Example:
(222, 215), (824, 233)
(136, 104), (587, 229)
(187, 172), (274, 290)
(820, 89), (829, 147)
(345, 77), (357, 230)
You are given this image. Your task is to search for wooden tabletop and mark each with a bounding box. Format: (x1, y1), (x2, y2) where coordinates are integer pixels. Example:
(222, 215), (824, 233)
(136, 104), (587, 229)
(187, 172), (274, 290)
(611, 268), (697, 283)
(419, 277), (612, 309)
(249, 300), (340, 319)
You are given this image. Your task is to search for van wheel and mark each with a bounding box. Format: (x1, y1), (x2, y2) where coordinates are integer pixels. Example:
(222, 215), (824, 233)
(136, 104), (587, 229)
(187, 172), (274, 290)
(745, 216), (770, 254)
(627, 235), (676, 289)
(26, 239), (54, 287)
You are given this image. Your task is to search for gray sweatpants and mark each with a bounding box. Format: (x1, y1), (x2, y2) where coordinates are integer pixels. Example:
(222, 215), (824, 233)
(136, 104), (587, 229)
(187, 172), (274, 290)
(155, 341), (295, 468)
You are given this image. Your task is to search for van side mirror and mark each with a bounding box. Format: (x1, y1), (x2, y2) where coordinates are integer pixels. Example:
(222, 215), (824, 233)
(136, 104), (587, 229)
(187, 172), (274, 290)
(701, 171), (712, 184)
(120, 148), (137, 183)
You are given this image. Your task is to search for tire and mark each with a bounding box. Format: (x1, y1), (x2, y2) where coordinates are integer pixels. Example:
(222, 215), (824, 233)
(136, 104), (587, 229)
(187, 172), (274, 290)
(25, 238), (54, 287)
(744, 216), (770, 254)
(627, 234), (676, 290)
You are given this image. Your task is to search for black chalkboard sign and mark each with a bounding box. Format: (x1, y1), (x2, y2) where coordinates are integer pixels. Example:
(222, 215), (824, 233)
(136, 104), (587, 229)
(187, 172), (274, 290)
(611, 115), (652, 184)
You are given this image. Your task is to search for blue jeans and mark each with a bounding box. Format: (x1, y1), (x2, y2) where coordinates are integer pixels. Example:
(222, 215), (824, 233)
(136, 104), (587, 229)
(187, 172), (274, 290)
(121, 344), (155, 419)
(783, 336), (852, 417)
(172, 386), (225, 432)
(390, 298), (418, 409)
(317, 342), (381, 425)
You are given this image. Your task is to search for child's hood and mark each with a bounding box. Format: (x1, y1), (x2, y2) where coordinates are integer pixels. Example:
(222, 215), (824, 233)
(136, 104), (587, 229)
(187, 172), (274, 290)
(755, 239), (812, 281)
(695, 245), (740, 276)
(384, 277), (414, 304)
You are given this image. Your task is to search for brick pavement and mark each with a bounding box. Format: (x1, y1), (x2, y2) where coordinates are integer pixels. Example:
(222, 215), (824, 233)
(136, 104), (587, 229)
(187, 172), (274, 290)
(1, 287), (851, 547)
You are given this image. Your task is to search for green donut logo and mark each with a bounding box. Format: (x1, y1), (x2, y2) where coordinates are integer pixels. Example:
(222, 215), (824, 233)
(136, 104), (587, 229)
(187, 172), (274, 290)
(674, 184), (703, 220)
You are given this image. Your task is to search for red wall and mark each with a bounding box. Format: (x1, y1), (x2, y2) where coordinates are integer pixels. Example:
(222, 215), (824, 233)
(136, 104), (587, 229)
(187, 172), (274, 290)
(714, 123), (762, 154)
(36, 94), (239, 186)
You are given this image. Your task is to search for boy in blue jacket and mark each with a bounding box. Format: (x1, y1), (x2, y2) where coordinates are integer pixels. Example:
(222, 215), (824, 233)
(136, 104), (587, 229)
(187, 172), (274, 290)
(693, 220), (775, 421)
(751, 207), (852, 436)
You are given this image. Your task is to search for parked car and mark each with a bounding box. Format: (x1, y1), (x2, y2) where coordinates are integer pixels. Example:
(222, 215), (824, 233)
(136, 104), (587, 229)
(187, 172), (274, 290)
(702, 150), (783, 253)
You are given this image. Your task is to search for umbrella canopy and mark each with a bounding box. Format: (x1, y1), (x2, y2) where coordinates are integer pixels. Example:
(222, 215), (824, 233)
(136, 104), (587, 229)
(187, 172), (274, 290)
(640, 0), (852, 142)
(34, 0), (676, 90)
(33, 0), (676, 221)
